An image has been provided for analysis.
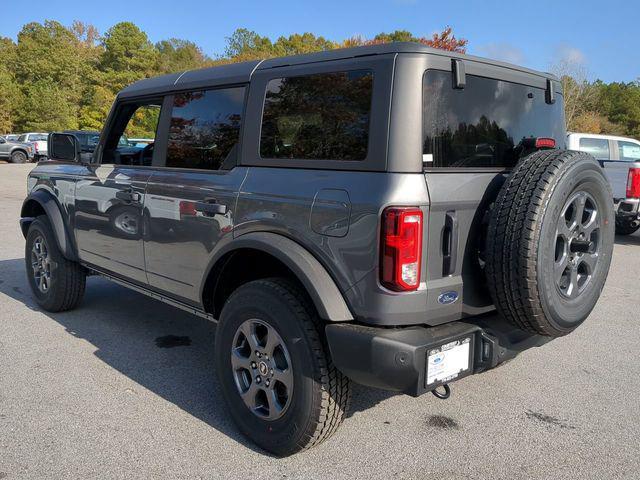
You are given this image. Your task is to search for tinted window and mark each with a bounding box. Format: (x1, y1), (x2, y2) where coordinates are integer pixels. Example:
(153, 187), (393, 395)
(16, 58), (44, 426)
(618, 140), (640, 162)
(166, 87), (245, 170)
(30, 134), (48, 141)
(579, 137), (610, 160)
(17, 135), (26, 142)
(423, 71), (565, 168)
(260, 70), (373, 161)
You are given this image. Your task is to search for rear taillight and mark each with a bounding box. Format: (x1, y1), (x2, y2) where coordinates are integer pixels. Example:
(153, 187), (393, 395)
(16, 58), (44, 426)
(627, 168), (640, 199)
(380, 207), (423, 291)
(179, 200), (197, 216)
(33, 143), (39, 153)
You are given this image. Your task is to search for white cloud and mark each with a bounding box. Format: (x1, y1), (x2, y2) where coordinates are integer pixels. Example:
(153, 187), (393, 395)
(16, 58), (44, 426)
(556, 44), (586, 65)
(478, 43), (526, 64)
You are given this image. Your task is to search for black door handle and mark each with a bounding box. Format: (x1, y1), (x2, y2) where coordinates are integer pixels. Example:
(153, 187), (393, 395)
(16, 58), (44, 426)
(195, 199), (227, 216)
(116, 189), (141, 203)
(442, 210), (458, 276)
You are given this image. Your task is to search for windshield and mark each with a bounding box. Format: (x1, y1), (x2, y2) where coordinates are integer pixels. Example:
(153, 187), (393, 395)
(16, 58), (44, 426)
(118, 135), (130, 147)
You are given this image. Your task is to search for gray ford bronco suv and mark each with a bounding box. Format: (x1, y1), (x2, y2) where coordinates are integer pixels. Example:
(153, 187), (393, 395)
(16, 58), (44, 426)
(20, 43), (614, 456)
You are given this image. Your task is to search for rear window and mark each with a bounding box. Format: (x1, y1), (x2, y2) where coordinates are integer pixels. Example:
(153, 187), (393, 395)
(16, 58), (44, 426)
(29, 134), (48, 142)
(579, 137), (610, 160)
(617, 140), (640, 162)
(423, 70), (565, 168)
(260, 70), (373, 161)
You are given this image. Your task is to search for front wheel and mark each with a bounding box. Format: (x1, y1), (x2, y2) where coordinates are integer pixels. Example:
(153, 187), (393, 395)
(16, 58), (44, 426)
(214, 278), (351, 456)
(25, 216), (86, 312)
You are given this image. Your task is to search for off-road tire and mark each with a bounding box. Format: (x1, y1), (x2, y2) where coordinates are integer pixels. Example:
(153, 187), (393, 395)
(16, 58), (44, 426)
(615, 217), (640, 236)
(25, 216), (86, 312)
(11, 150), (27, 164)
(486, 150), (614, 337)
(214, 278), (351, 456)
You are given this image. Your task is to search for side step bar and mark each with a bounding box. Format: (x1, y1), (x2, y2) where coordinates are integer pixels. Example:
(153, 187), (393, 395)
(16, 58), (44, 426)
(86, 266), (217, 323)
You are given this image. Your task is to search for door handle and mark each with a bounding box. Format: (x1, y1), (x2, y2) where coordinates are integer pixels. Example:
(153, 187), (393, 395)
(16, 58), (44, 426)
(195, 198), (227, 216)
(116, 189), (141, 203)
(442, 210), (458, 276)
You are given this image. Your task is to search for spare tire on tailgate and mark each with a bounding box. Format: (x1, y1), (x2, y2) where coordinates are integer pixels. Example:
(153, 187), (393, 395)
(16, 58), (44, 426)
(486, 149), (614, 337)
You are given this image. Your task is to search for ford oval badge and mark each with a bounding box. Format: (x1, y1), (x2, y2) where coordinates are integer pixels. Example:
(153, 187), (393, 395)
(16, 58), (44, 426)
(438, 291), (459, 305)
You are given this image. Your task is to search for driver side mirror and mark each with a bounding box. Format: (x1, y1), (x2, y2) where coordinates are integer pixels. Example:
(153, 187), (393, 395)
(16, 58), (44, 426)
(48, 133), (81, 162)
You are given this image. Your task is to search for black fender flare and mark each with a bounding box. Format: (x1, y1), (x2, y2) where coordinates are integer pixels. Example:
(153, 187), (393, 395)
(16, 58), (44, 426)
(20, 190), (78, 261)
(202, 231), (354, 322)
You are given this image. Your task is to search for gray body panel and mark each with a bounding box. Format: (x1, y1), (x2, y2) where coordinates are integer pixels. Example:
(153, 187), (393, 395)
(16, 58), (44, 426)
(22, 43), (565, 327)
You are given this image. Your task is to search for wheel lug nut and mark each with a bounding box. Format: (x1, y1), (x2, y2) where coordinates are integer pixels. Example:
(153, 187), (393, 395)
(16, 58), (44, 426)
(251, 362), (257, 369)
(270, 368), (274, 374)
(256, 376), (261, 383)
(265, 379), (270, 387)
(255, 350), (261, 358)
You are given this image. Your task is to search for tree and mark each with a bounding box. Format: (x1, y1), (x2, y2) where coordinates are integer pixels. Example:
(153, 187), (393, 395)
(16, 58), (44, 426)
(348, 27), (468, 53)
(0, 37), (20, 133)
(100, 22), (158, 91)
(551, 59), (595, 131)
(156, 38), (212, 74)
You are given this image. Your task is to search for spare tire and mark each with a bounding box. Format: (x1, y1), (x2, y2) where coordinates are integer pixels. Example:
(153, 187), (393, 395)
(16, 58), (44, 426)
(486, 150), (614, 337)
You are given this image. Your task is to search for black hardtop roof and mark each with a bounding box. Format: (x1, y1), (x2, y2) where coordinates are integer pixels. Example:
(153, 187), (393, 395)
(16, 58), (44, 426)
(119, 42), (557, 99)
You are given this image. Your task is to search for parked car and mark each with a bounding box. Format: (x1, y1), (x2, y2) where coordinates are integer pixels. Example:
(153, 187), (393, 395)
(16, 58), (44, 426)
(567, 133), (640, 235)
(0, 135), (34, 163)
(17, 132), (48, 161)
(21, 43), (614, 456)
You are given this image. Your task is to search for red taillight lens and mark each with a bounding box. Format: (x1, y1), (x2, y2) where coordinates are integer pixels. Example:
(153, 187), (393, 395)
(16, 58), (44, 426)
(627, 168), (640, 199)
(535, 137), (556, 149)
(380, 207), (423, 291)
(179, 200), (197, 216)
(33, 142), (39, 153)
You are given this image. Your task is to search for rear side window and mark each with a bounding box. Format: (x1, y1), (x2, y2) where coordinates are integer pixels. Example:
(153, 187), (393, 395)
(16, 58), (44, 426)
(579, 137), (610, 160)
(166, 87), (245, 170)
(260, 70), (373, 161)
(617, 140), (640, 161)
(423, 71), (565, 168)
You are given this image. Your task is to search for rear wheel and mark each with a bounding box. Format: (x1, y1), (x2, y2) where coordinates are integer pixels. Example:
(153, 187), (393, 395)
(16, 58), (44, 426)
(214, 278), (351, 456)
(25, 216), (86, 312)
(486, 150), (614, 337)
(10, 150), (27, 164)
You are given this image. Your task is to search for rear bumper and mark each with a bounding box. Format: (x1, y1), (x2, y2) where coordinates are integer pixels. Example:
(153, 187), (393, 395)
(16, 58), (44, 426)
(615, 198), (640, 219)
(325, 314), (551, 397)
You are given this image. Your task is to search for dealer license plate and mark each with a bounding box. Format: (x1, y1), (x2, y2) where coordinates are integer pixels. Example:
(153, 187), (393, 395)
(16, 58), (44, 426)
(426, 337), (471, 386)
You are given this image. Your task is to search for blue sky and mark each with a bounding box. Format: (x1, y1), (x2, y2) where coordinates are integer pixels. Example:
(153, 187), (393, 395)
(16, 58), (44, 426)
(2, 0), (638, 83)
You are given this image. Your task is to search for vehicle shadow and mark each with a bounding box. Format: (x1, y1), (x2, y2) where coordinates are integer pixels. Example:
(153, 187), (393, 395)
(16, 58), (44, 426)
(614, 233), (640, 246)
(0, 258), (396, 454)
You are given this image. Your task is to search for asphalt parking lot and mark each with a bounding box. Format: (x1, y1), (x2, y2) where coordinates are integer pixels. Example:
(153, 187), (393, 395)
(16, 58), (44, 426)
(0, 163), (639, 479)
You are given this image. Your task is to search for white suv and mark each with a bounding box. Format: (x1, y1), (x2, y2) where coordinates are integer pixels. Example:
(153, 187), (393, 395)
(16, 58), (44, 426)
(17, 132), (48, 161)
(567, 132), (640, 235)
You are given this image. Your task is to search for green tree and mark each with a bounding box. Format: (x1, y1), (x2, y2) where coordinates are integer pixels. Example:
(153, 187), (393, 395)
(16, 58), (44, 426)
(18, 80), (77, 131)
(0, 37), (21, 133)
(156, 38), (212, 73)
(100, 22), (158, 91)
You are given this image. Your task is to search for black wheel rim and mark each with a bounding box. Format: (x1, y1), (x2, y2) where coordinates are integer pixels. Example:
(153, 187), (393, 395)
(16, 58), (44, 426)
(31, 235), (51, 293)
(554, 191), (601, 299)
(231, 319), (293, 421)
